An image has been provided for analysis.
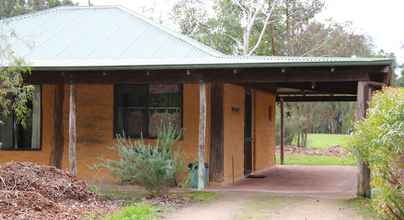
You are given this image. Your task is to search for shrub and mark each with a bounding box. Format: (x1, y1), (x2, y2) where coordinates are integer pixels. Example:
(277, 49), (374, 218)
(349, 87), (404, 219)
(99, 123), (184, 196)
(104, 203), (157, 220)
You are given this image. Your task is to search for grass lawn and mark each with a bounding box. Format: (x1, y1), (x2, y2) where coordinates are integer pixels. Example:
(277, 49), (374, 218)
(293, 133), (350, 149)
(89, 185), (218, 220)
(277, 153), (356, 166)
(281, 133), (356, 166)
(104, 203), (157, 220)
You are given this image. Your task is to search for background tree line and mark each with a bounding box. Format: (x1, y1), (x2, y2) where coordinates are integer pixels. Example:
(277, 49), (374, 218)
(0, 0), (74, 19)
(1, 0), (402, 147)
(170, 0), (400, 147)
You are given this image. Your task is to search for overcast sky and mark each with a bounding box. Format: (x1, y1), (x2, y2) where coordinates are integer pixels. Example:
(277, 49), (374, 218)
(74, 0), (404, 66)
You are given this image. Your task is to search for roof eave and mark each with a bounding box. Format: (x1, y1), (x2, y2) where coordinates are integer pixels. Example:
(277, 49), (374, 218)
(28, 60), (394, 72)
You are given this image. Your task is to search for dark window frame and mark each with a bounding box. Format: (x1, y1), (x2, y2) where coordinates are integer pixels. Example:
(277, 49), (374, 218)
(113, 83), (183, 139)
(0, 85), (43, 151)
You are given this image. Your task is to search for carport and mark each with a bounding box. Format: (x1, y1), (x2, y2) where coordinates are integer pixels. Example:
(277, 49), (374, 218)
(201, 57), (392, 197)
(211, 165), (358, 198)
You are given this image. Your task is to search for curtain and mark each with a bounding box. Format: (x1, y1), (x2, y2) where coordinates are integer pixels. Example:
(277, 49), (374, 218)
(31, 85), (41, 149)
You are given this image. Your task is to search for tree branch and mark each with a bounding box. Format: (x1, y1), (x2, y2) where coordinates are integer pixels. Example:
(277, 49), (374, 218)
(248, 0), (280, 55)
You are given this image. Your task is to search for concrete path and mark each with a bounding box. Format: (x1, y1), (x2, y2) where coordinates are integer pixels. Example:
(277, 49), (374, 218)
(210, 165), (358, 198)
(163, 192), (373, 220)
(163, 165), (366, 220)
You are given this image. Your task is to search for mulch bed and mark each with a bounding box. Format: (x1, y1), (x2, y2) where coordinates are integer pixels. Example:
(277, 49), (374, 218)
(0, 162), (120, 220)
(278, 145), (349, 157)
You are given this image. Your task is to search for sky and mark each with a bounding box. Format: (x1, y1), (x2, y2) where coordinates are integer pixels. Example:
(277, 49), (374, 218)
(73, 0), (404, 68)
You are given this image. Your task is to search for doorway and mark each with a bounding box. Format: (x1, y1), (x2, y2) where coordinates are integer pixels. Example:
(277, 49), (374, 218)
(244, 89), (253, 176)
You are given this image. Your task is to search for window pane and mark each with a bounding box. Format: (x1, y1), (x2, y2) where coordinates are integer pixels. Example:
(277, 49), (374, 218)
(149, 84), (181, 107)
(0, 85), (41, 150)
(148, 110), (181, 138)
(115, 84), (182, 138)
(117, 108), (146, 137)
(0, 116), (13, 149)
(117, 85), (148, 107)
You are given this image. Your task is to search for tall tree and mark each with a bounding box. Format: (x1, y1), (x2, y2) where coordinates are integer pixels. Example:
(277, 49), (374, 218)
(0, 0), (74, 19)
(0, 28), (32, 127)
(172, 0), (378, 146)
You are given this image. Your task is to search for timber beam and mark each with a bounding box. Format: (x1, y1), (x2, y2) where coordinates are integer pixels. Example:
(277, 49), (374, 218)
(26, 65), (388, 84)
(276, 95), (356, 102)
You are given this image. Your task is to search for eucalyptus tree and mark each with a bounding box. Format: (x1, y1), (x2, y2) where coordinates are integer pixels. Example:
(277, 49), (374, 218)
(0, 0), (74, 19)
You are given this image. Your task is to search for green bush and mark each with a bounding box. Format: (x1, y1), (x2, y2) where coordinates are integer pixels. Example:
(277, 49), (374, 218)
(349, 87), (404, 219)
(99, 123), (184, 196)
(104, 203), (157, 220)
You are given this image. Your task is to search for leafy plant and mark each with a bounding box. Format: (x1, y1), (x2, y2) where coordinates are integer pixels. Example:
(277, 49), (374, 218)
(349, 87), (404, 219)
(98, 122), (184, 196)
(104, 203), (157, 220)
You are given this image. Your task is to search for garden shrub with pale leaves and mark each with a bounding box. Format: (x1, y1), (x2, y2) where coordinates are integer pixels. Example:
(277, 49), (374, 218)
(350, 87), (404, 220)
(98, 123), (184, 196)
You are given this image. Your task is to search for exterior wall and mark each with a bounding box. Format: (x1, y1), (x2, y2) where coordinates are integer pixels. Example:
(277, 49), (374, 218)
(223, 84), (245, 184)
(0, 82), (275, 185)
(0, 85), (56, 166)
(252, 90), (276, 171)
(0, 83), (211, 183)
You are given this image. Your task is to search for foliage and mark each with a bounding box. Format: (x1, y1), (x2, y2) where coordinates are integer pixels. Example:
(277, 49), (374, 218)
(346, 198), (380, 219)
(349, 87), (404, 219)
(104, 203), (157, 220)
(98, 123), (184, 196)
(0, 23), (33, 127)
(0, 0), (75, 18)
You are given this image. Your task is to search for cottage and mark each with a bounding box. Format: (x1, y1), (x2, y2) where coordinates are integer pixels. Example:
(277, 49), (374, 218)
(0, 6), (392, 193)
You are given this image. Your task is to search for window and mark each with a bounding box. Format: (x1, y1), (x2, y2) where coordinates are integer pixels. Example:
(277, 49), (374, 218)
(0, 85), (41, 150)
(114, 84), (182, 138)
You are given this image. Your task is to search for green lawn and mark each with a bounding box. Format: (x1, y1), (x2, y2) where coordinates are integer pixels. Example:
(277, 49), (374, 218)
(283, 133), (355, 166)
(293, 133), (350, 149)
(277, 153), (356, 166)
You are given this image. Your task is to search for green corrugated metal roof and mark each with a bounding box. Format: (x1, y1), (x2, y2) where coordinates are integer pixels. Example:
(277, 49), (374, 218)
(0, 5), (223, 62)
(0, 6), (393, 70)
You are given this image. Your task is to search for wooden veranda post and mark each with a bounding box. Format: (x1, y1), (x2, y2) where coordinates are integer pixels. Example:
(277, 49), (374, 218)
(68, 83), (77, 176)
(50, 84), (65, 168)
(356, 81), (371, 197)
(198, 81), (207, 190)
(280, 98), (285, 165)
(209, 82), (224, 182)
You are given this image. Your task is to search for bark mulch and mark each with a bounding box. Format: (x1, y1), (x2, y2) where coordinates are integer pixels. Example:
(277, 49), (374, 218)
(280, 145), (349, 157)
(0, 162), (119, 220)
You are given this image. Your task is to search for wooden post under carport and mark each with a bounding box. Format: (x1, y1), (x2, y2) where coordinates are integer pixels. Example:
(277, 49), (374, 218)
(356, 81), (384, 198)
(68, 83), (77, 176)
(280, 98), (285, 165)
(50, 84), (65, 168)
(198, 81), (207, 190)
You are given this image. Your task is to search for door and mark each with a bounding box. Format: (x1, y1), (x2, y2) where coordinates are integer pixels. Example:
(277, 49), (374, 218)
(244, 89), (253, 176)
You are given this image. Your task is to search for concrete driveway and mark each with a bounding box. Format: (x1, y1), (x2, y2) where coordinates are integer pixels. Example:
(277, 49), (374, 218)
(210, 165), (358, 198)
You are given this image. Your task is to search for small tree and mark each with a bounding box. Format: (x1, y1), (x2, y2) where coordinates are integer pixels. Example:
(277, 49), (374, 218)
(0, 28), (32, 129)
(350, 87), (404, 220)
(98, 123), (184, 196)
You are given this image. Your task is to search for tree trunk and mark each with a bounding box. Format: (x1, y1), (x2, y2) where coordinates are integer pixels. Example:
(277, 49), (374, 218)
(198, 81), (207, 190)
(50, 84), (64, 168)
(68, 84), (77, 176)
